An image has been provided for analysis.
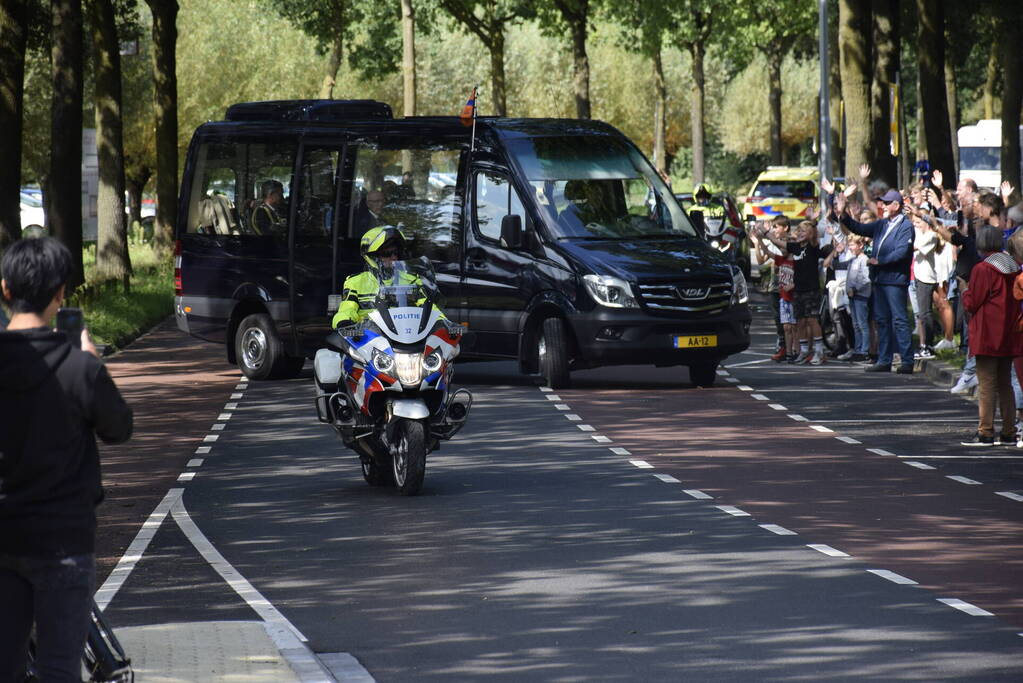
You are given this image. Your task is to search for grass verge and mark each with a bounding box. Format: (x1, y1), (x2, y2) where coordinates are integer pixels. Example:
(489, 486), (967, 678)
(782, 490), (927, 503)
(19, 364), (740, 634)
(70, 245), (174, 351)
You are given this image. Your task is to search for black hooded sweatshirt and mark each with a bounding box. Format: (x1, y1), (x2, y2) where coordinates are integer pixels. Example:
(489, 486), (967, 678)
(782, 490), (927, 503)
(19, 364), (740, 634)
(0, 327), (133, 558)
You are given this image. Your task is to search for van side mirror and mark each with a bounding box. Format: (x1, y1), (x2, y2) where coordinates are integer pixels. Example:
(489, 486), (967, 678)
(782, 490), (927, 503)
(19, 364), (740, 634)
(500, 214), (523, 249)
(689, 209), (706, 238)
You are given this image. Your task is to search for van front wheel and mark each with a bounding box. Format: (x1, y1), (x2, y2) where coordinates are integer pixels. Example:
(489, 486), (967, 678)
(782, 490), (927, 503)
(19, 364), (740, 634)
(689, 362), (718, 387)
(235, 313), (303, 380)
(538, 317), (570, 389)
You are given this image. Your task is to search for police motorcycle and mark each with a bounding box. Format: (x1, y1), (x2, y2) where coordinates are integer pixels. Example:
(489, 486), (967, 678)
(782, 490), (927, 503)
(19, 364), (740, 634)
(313, 257), (472, 496)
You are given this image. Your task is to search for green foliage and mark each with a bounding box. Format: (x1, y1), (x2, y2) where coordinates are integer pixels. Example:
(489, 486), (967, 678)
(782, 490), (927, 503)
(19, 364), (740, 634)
(719, 54), (819, 157)
(72, 243), (172, 349)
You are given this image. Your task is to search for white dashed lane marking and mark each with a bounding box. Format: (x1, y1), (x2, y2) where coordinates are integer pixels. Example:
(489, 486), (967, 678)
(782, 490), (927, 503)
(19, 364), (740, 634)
(554, 404), (570, 411)
(751, 394), (769, 401)
(177, 472), (196, 482)
(725, 377), (740, 383)
(225, 402), (239, 410)
(577, 424), (595, 432)
(716, 505), (750, 517)
(904, 461), (936, 470)
(807, 544), (850, 558)
(545, 394), (562, 401)
(684, 489), (713, 500)
(195, 446), (211, 455)
(539, 386), (553, 392)
(186, 459), (204, 468)
(759, 524), (797, 536)
(217, 413), (232, 421)
(630, 460), (653, 469)
(996, 491), (1023, 502)
(938, 598), (994, 617)
(591, 435), (612, 443)
(867, 448), (894, 456)
(768, 404), (787, 411)
(867, 569), (918, 585)
(836, 436), (861, 444)
(203, 435), (219, 443)
(737, 385), (753, 391)
(788, 414), (808, 422)
(810, 425), (833, 433)
(946, 475), (982, 485)
(653, 473), (681, 484)
(609, 447), (631, 456)
(211, 423), (225, 431)
(565, 414), (582, 421)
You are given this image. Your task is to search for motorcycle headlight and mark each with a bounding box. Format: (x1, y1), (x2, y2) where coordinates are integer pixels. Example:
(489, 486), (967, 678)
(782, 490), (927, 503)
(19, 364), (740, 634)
(423, 350), (443, 373)
(583, 274), (639, 309)
(394, 352), (423, 385)
(730, 267), (749, 305)
(372, 349), (395, 374)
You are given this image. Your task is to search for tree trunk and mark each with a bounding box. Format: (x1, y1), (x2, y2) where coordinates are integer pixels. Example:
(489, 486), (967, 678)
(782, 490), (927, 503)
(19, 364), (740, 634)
(869, 0), (897, 188)
(401, 0), (416, 117)
(652, 45), (666, 173)
(916, 0), (954, 188)
(147, 0), (178, 257)
(126, 168), (151, 232)
(766, 49), (783, 166)
(90, 0), (132, 290)
(569, 7), (590, 119)
(50, 0), (85, 289)
(319, 35), (343, 99)
(1000, 12), (1022, 194)
(0, 0), (28, 249)
(839, 0), (871, 185)
(489, 23), (507, 116)
(983, 33), (999, 120)
(945, 56), (959, 180)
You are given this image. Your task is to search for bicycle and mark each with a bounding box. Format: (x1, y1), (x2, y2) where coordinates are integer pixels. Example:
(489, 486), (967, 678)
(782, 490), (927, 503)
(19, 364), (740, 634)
(25, 598), (133, 682)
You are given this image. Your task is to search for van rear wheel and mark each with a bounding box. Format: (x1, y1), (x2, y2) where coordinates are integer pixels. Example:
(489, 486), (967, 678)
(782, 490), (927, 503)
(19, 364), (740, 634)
(538, 317), (570, 389)
(235, 313), (303, 380)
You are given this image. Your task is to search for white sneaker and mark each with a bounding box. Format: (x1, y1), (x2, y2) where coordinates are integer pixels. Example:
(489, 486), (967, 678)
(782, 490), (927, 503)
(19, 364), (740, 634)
(914, 348), (935, 360)
(837, 350), (855, 361)
(809, 351), (825, 365)
(933, 338), (956, 351)
(792, 350), (811, 365)
(950, 374), (978, 394)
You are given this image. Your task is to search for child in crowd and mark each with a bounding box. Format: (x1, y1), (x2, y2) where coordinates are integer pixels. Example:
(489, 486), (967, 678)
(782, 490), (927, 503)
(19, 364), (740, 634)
(757, 219), (832, 365)
(842, 236), (872, 361)
(753, 216), (798, 362)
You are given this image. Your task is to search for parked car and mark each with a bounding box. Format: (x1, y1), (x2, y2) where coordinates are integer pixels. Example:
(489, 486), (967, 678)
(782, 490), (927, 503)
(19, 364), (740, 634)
(676, 191), (750, 279)
(174, 100), (751, 388)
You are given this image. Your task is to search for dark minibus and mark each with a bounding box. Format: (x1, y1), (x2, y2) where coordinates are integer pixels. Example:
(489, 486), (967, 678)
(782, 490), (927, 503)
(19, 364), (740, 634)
(174, 100), (751, 388)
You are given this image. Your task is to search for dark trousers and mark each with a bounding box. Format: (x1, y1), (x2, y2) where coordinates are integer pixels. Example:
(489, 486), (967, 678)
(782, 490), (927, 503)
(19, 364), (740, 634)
(0, 553), (95, 683)
(872, 283), (914, 366)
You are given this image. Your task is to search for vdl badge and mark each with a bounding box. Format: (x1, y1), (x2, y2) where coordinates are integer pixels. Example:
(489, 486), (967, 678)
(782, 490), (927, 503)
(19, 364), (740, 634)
(675, 335), (717, 349)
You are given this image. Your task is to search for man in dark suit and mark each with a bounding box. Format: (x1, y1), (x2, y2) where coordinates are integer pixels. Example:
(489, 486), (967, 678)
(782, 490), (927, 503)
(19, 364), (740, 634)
(833, 189), (916, 374)
(352, 189), (385, 237)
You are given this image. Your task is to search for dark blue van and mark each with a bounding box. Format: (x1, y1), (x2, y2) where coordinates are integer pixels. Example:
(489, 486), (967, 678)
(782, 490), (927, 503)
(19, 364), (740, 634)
(174, 100), (750, 388)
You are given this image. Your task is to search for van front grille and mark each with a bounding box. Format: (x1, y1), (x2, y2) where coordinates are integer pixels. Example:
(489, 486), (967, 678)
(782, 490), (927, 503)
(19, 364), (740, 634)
(637, 281), (732, 315)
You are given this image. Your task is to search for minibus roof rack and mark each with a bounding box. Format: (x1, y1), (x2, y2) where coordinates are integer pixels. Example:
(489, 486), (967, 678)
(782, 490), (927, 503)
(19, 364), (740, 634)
(224, 100), (393, 122)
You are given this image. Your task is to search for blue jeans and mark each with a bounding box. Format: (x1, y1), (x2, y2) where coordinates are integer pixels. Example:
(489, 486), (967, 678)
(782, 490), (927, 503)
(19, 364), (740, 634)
(0, 553), (95, 683)
(872, 283), (914, 366)
(850, 294), (870, 355)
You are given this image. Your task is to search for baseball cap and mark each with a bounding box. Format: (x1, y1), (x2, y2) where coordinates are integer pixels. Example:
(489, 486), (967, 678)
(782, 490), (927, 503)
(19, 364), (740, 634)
(880, 189), (903, 204)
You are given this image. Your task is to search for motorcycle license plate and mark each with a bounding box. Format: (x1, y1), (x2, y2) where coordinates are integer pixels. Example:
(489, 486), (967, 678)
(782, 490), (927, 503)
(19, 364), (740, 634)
(675, 335), (717, 348)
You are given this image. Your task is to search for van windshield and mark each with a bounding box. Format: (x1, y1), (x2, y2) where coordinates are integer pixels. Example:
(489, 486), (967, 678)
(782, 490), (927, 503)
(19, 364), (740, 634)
(505, 136), (698, 240)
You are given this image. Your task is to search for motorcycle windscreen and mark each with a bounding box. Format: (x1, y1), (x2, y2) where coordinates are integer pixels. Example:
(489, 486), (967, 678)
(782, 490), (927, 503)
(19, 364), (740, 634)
(368, 306), (442, 344)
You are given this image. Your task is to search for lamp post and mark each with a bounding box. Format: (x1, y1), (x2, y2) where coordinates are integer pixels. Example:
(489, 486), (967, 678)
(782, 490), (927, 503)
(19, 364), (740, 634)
(818, 0), (832, 199)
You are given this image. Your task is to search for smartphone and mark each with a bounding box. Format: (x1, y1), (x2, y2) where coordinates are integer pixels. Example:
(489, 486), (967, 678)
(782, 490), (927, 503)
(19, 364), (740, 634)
(56, 307), (83, 348)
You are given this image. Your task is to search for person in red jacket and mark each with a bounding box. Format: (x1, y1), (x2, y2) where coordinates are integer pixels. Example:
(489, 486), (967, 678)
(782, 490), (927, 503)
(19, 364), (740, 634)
(961, 225), (1023, 446)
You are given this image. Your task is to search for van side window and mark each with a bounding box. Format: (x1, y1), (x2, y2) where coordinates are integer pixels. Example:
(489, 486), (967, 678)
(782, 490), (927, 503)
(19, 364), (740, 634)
(296, 146), (340, 238)
(185, 140), (295, 239)
(474, 172), (525, 242)
(185, 142), (241, 235)
(347, 142), (460, 262)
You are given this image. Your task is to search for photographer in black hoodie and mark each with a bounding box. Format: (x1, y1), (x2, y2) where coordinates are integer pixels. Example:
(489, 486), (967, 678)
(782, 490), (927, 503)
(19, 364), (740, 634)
(0, 237), (133, 682)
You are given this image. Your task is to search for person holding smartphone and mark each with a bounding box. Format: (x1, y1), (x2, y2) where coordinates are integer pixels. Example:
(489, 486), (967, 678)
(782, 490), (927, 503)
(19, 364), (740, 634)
(0, 237), (133, 682)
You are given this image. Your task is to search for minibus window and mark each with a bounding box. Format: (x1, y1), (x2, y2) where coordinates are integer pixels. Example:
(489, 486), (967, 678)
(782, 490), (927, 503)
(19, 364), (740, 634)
(474, 172), (526, 242)
(347, 143), (461, 262)
(296, 147), (340, 237)
(506, 136), (696, 240)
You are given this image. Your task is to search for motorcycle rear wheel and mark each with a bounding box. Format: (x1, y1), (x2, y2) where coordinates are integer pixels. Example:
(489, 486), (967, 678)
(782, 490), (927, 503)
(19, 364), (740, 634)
(392, 420), (426, 496)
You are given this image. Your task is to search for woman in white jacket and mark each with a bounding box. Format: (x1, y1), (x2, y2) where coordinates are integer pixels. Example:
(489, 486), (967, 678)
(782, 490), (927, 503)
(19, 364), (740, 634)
(912, 214), (955, 354)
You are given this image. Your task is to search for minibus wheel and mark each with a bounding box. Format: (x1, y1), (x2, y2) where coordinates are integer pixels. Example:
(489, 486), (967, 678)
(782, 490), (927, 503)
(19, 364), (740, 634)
(538, 317), (570, 389)
(235, 313), (302, 380)
(688, 362), (718, 387)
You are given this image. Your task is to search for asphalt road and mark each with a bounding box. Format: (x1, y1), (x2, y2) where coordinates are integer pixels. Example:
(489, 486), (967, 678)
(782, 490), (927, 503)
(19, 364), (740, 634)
(99, 299), (1023, 681)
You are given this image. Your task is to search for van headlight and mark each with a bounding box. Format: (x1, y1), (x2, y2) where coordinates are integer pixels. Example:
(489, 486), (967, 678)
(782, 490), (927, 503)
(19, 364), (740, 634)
(583, 274), (638, 309)
(372, 349), (395, 374)
(730, 267), (749, 305)
(394, 352), (423, 385)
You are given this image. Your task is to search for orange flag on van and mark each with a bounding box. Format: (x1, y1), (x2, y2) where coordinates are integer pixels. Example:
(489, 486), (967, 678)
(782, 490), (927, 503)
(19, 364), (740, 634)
(460, 86), (477, 127)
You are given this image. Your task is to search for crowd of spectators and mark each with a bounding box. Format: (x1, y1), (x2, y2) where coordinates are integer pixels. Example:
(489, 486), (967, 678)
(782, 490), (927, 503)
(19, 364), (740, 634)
(748, 164), (1023, 447)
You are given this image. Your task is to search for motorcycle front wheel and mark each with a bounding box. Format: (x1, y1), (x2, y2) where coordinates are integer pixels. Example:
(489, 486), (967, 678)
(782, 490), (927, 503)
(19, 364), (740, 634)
(392, 420), (426, 496)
